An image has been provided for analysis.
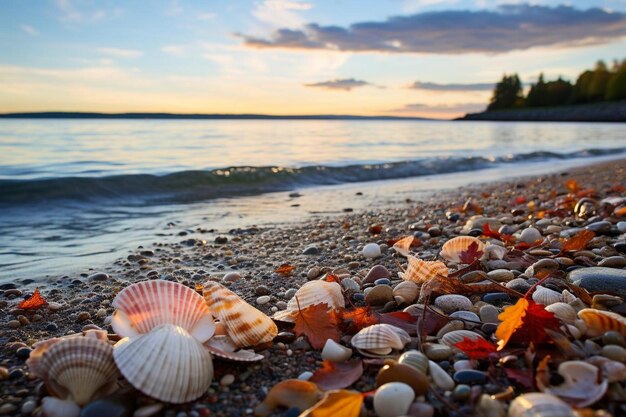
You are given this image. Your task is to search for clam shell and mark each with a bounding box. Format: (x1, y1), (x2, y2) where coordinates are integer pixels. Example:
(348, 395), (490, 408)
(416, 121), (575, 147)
(254, 380), (321, 417)
(112, 280), (215, 342)
(578, 308), (626, 337)
(440, 236), (486, 263)
(508, 393), (575, 417)
(398, 350), (429, 375)
(401, 256), (448, 284)
(545, 303), (577, 325)
(32, 337), (118, 406)
(204, 335), (264, 362)
(540, 361), (608, 407)
(273, 280), (345, 322)
(113, 323), (213, 404)
(440, 330), (486, 347)
(203, 281), (277, 347)
(532, 286), (562, 306)
(321, 339), (352, 362)
(393, 281), (419, 304)
(351, 324), (410, 355)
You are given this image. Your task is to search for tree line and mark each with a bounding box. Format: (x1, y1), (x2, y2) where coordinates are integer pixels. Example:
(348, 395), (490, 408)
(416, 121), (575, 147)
(487, 59), (626, 111)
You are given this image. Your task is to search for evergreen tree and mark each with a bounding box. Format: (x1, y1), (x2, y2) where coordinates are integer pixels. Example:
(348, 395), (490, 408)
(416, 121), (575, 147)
(606, 60), (626, 101)
(526, 73), (547, 107)
(488, 74), (523, 110)
(571, 70), (594, 104)
(588, 60), (611, 101)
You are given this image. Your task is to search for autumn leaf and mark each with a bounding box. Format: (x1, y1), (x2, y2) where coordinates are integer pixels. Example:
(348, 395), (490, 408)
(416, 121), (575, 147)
(275, 263), (295, 276)
(561, 229), (595, 252)
(18, 288), (47, 310)
(459, 241), (484, 264)
(482, 224), (501, 239)
(293, 303), (341, 349)
(368, 224), (383, 235)
(341, 307), (379, 334)
(453, 337), (498, 359)
(496, 298), (529, 351)
(504, 367), (534, 389)
(323, 274), (342, 284)
(377, 311), (418, 336)
(302, 390), (363, 417)
(514, 195), (526, 205)
(565, 179), (579, 193)
(392, 236), (414, 257)
(309, 360), (363, 390)
(495, 298), (560, 351)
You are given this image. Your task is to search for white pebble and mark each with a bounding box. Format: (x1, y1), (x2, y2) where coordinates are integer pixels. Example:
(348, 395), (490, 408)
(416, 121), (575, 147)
(298, 371), (313, 380)
(220, 374), (235, 386)
(362, 243), (381, 259)
(374, 382), (415, 417)
(256, 295), (271, 305)
(618, 222), (626, 233)
(519, 227), (542, 244)
(434, 294), (472, 314)
(133, 403), (164, 417)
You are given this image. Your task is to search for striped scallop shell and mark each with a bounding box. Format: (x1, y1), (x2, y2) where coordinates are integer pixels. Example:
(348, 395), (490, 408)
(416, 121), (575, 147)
(532, 286), (562, 306)
(393, 281), (419, 304)
(578, 308), (626, 337)
(34, 337), (118, 406)
(351, 324), (411, 356)
(113, 323), (213, 404)
(440, 236), (486, 263)
(545, 303), (577, 325)
(203, 282), (277, 348)
(398, 350), (429, 375)
(286, 280), (345, 312)
(440, 330), (487, 347)
(400, 256), (448, 284)
(508, 393), (576, 417)
(112, 280), (215, 342)
(205, 335), (264, 362)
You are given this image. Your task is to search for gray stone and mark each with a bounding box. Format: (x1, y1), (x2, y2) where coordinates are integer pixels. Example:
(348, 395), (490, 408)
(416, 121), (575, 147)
(303, 245), (320, 255)
(519, 227), (542, 244)
(586, 221), (612, 234)
(88, 272), (109, 281)
(569, 267), (626, 297)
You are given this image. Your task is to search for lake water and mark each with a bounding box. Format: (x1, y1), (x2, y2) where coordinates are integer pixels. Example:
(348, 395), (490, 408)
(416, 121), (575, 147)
(0, 119), (624, 282)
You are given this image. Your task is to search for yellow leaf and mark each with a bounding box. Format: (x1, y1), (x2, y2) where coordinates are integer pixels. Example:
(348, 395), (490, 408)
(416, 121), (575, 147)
(495, 298), (529, 351)
(300, 390), (363, 417)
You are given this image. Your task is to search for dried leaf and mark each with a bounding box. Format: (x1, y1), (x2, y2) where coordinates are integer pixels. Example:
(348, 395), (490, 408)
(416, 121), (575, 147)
(275, 263), (295, 276)
(453, 337), (498, 359)
(515, 195), (526, 205)
(323, 274), (342, 284)
(561, 229), (595, 252)
(482, 223), (501, 239)
(341, 307), (379, 334)
(368, 224), (383, 235)
(496, 298), (529, 351)
(459, 241), (484, 264)
(309, 360), (364, 390)
(293, 303), (341, 349)
(302, 390), (363, 417)
(496, 298), (560, 351)
(392, 236), (414, 257)
(415, 306), (449, 336)
(565, 179), (580, 193)
(18, 288), (47, 310)
(376, 311), (417, 336)
(504, 367), (534, 389)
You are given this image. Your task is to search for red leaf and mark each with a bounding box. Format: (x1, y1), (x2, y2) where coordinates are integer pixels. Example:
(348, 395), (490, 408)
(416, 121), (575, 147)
(323, 274), (342, 284)
(368, 224), (383, 235)
(561, 229), (595, 252)
(309, 360), (363, 390)
(504, 367), (534, 389)
(293, 303), (342, 349)
(376, 311), (417, 336)
(510, 301), (561, 346)
(459, 241), (484, 264)
(453, 337), (498, 359)
(18, 288), (47, 310)
(515, 195), (526, 205)
(482, 223), (501, 239)
(275, 263), (295, 276)
(341, 307), (379, 334)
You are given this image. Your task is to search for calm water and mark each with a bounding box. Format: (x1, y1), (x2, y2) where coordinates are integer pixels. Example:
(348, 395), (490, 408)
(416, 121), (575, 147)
(0, 119), (624, 282)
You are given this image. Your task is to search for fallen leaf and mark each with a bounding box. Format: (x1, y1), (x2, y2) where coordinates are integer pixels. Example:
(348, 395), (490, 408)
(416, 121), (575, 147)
(561, 229), (595, 252)
(515, 195), (526, 205)
(504, 367), (534, 389)
(302, 390), (363, 417)
(482, 223), (501, 239)
(496, 298), (560, 351)
(565, 179), (580, 193)
(309, 360), (363, 390)
(368, 224), (383, 235)
(392, 236), (414, 257)
(415, 306), (449, 336)
(459, 241), (484, 264)
(377, 311), (418, 336)
(535, 355), (551, 391)
(275, 263), (295, 276)
(323, 274), (342, 284)
(18, 288), (47, 310)
(293, 303), (341, 349)
(341, 307), (379, 334)
(453, 337), (498, 359)
(496, 298), (529, 351)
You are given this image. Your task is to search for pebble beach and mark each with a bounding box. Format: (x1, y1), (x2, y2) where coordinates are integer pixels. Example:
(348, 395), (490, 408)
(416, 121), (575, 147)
(1, 158), (626, 417)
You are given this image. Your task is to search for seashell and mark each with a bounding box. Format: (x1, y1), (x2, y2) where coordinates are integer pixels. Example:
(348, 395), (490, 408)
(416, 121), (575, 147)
(376, 360), (429, 396)
(484, 244), (507, 260)
(400, 256), (448, 284)
(114, 323), (213, 404)
(29, 337), (118, 407)
(205, 335), (264, 362)
(440, 236), (486, 263)
(398, 350), (429, 375)
(393, 281), (419, 304)
(253, 379), (322, 417)
(565, 324), (581, 340)
(341, 278), (360, 292)
(545, 303), (577, 325)
(351, 324), (411, 356)
(560, 290), (576, 304)
(41, 397), (81, 417)
(508, 393), (575, 417)
(373, 382), (415, 417)
(538, 361), (608, 408)
(203, 281), (277, 347)
(532, 286), (562, 306)
(428, 360), (455, 390)
(321, 339), (352, 362)
(587, 356), (626, 383)
(274, 280), (345, 322)
(112, 279), (215, 342)
(441, 330), (486, 347)
(476, 394), (505, 417)
(578, 308), (626, 337)
(392, 236), (414, 257)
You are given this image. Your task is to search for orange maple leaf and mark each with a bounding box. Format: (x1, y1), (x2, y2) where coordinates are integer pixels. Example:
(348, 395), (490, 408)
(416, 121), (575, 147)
(302, 390), (363, 417)
(496, 298), (529, 351)
(18, 288), (47, 310)
(453, 337), (498, 359)
(275, 263), (295, 276)
(340, 307), (379, 333)
(293, 303), (341, 349)
(561, 229), (595, 252)
(496, 298), (560, 351)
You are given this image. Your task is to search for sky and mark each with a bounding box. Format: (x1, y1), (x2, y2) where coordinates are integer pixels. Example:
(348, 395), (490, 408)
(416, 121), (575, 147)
(1, 0), (626, 118)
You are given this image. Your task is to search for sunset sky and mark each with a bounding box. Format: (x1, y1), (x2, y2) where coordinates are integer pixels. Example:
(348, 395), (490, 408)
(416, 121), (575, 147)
(1, 0), (626, 118)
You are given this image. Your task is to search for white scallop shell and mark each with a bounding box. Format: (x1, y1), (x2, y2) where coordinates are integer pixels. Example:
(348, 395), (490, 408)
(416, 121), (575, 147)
(393, 281), (419, 304)
(113, 323), (213, 403)
(273, 280), (345, 322)
(545, 303), (577, 325)
(30, 337), (118, 406)
(203, 281), (277, 348)
(440, 330), (487, 347)
(400, 256), (448, 284)
(508, 393), (575, 417)
(532, 286), (562, 306)
(351, 324), (410, 356)
(561, 290), (577, 304)
(204, 335), (264, 362)
(578, 308), (626, 337)
(398, 350), (429, 375)
(112, 280), (215, 342)
(440, 236), (486, 263)
(539, 361), (608, 408)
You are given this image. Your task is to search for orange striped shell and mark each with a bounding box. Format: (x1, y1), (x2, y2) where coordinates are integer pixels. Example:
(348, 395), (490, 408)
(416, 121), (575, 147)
(203, 281), (277, 348)
(440, 236), (486, 263)
(400, 256), (448, 284)
(578, 308), (626, 337)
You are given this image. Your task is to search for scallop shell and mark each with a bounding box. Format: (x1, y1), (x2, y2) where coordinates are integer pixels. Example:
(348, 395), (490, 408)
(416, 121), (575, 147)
(30, 337), (118, 406)
(578, 308), (626, 337)
(273, 280), (345, 322)
(112, 279), (215, 342)
(508, 393), (575, 417)
(393, 281), (419, 304)
(254, 379), (322, 417)
(113, 323), (213, 403)
(545, 303), (577, 325)
(400, 256), (448, 284)
(205, 335), (264, 362)
(440, 236), (486, 263)
(539, 361), (608, 408)
(440, 330), (486, 347)
(203, 281), (277, 347)
(532, 286), (562, 306)
(398, 350), (429, 375)
(484, 244), (507, 260)
(351, 324), (411, 356)
(561, 290), (577, 304)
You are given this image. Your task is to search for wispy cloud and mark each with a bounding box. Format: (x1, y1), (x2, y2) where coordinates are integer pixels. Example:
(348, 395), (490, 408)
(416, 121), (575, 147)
(161, 45), (187, 57)
(409, 81), (493, 91)
(98, 47), (143, 58)
(304, 78), (377, 91)
(54, 0), (109, 23)
(197, 12), (216, 21)
(241, 4), (626, 54)
(20, 24), (38, 36)
(253, 0), (312, 29)
(392, 102), (486, 113)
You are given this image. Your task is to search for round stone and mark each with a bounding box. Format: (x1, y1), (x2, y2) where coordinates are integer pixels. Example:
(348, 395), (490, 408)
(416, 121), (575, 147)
(586, 221), (612, 234)
(519, 227), (542, 244)
(79, 396), (133, 417)
(479, 305), (500, 324)
(453, 384), (471, 401)
(423, 343), (454, 361)
(362, 243), (382, 259)
(16, 347), (31, 360)
(602, 331), (625, 347)
(220, 374), (235, 386)
(568, 267), (626, 297)
(365, 285), (393, 306)
(363, 265), (390, 284)
(222, 272), (241, 283)
(487, 269), (514, 282)
(374, 278), (391, 286)
(256, 295), (271, 305)
(617, 222), (626, 233)
(453, 370), (488, 385)
(434, 295), (472, 314)
(303, 245), (320, 255)
(482, 293), (510, 305)
(88, 272), (109, 281)
(255, 285), (271, 296)
(597, 256), (626, 269)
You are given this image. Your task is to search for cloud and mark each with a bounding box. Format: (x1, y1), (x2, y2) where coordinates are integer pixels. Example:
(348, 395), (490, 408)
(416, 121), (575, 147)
(54, 0), (109, 23)
(20, 24), (38, 36)
(253, 0), (312, 29)
(161, 45), (187, 56)
(240, 4), (626, 54)
(409, 81), (494, 91)
(197, 12), (216, 21)
(304, 78), (376, 91)
(98, 47), (143, 58)
(393, 102), (486, 113)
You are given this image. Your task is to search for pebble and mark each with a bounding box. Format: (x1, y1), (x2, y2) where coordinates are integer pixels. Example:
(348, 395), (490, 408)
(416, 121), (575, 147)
(376, 361), (429, 396)
(428, 360), (455, 390)
(519, 227), (541, 244)
(302, 245), (320, 255)
(21, 400), (36, 415)
(222, 272), (241, 283)
(96, 308), (107, 319)
(373, 382), (415, 417)
(597, 256), (626, 268)
(434, 295), (472, 313)
(602, 331), (625, 347)
(482, 293), (510, 304)
(453, 370), (488, 385)
(297, 371), (313, 380)
(88, 272), (110, 281)
(453, 360), (473, 371)
(453, 384), (471, 401)
(17, 315), (30, 325)
(220, 374), (235, 386)
(77, 311), (91, 322)
(255, 285), (271, 296)
(479, 305), (500, 324)
(449, 311), (481, 326)
(0, 367), (8, 380)
(505, 278), (532, 294)
(46, 323), (58, 332)
(374, 278), (391, 286)
(601, 345), (626, 362)
(617, 221), (626, 233)
(16, 347), (31, 360)
(586, 221), (612, 234)
(9, 369), (24, 379)
(256, 296), (271, 305)
(284, 288), (297, 299)
(79, 396), (133, 417)
(365, 285), (393, 305)
(0, 404), (17, 415)
(363, 265), (390, 284)
(362, 243), (382, 259)
(568, 267), (626, 297)
(7, 320), (20, 329)
(306, 267), (321, 280)
(487, 269), (514, 282)
(423, 343), (454, 361)
(525, 259), (560, 277)
(133, 403), (164, 417)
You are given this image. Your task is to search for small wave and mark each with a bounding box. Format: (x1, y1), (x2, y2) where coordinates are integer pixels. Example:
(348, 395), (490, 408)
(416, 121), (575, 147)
(0, 147), (623, 206)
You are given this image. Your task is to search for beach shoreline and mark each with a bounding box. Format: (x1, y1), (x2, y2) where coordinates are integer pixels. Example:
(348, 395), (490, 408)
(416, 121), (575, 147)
(1, 158), (625, 417)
